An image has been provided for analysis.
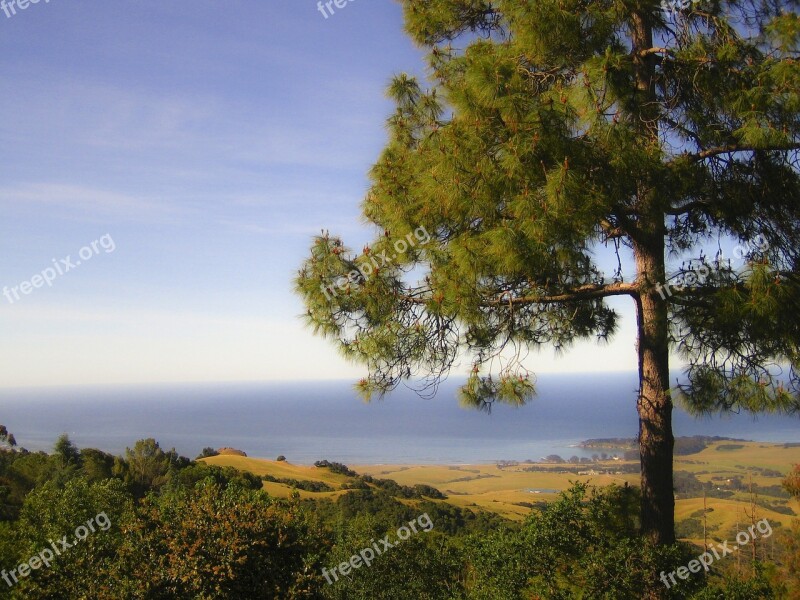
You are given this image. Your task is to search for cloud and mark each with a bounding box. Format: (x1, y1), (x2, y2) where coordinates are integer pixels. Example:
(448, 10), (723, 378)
(0, 183), (183, 223)
(1, 72), (387, 172)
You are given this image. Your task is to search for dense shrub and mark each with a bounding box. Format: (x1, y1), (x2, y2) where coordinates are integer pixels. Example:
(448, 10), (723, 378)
(314, 461), (358, 477)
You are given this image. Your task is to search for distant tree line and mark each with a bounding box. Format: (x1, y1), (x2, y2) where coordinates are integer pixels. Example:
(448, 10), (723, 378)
(315, 461), (447, 500)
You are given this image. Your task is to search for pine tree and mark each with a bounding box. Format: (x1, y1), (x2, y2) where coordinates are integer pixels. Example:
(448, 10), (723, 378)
(296, 0), (800, 544)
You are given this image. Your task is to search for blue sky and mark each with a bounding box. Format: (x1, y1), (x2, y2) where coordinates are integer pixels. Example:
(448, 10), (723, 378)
(0, 0), (642, 388)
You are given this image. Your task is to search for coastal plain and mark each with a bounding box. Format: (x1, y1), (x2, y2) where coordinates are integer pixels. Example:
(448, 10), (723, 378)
(203, 440), (800, 544)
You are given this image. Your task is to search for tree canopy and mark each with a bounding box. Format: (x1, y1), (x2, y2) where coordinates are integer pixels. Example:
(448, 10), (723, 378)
(297, 0), (800, 543)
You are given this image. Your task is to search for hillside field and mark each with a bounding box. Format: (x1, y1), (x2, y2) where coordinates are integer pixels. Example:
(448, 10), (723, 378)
(202, 440), (800, 543)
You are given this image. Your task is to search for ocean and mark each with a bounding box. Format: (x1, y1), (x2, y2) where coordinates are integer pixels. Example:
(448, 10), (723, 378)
(0, 373), (797, 464)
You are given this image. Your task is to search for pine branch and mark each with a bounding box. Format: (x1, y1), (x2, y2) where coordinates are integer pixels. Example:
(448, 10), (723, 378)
(396, 282), (637, 307)
(599, 218), (625, 240)
(685, 143), (800, 163)
(489, 282), (638, 306)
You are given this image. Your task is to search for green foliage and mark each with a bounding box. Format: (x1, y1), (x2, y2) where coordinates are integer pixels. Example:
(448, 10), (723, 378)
(296, 0), (800, 412)
(196, 447), (219, 459)
(0, 451), (63, 521)
(463, 482), (703, 599)
(784, 464), (800, 499)
(0, 435), (338, 598)
(778, 520), (800, 596)
(0, 436), (795, 599)
(3, 477), (135, 599)
(80, 448), (116, 483)
(676, 517), (707, 538)
(171, 462), (263, 491)
(336, 489), (420, 526)
(360, 475), (448, 500)
(314, 460), (358, 477)
(122, 438), (191, 497)
(717, 444), (746, 451)
(690, 564), (782, 599)
(263, 474), (335, 492)
(462, 526), (534, 600)
(121, 481), (325, 599)
(296, 0), (800, 550)
(320, 513), (465, 600)
(674, 471), (734, 500)
(314, 461), (450, 499)
(53, 434), (81, 468)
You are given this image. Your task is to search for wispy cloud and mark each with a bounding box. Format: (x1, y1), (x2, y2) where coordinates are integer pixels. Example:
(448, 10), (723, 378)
(0, 183), (184, 223)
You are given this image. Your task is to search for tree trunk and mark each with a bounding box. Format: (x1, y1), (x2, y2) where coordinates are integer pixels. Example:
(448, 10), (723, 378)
(630, 10), (675, 546)
(635, 244), (675, 545)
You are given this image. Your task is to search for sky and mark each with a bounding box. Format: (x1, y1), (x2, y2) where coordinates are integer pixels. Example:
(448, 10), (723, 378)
(0, 0), (643, 389)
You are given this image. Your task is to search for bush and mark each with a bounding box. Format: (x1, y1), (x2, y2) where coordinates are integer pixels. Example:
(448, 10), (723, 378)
(690, 565), (781, 599)
(314, 460), (358, 477)
(123, 481), (325, 598)
(465, 482), (704, 599)
(262, 474), (334, 493)
(320, 514), (463, 600)
(197, 447), (219, 459)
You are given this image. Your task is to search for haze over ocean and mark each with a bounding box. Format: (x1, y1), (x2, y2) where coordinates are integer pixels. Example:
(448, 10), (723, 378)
(1, 373), (797, 464)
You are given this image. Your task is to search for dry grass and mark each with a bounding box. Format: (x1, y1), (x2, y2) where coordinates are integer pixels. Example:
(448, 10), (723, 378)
(201, 442), (799, 527)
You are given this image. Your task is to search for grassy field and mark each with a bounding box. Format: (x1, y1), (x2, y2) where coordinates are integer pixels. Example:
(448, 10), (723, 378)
(202, 440), (800, 539)
(202, 455), (351, 500)
(349, 463), (637, 519)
